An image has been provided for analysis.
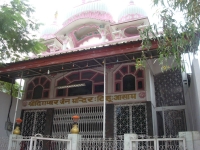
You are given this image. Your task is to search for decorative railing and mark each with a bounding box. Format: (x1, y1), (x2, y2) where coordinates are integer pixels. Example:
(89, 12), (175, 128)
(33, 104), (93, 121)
(130, 136), (186, 150)
(80, 138), (124, 150)
(7, 134), (71, 150)
(0, 137), (9, 150)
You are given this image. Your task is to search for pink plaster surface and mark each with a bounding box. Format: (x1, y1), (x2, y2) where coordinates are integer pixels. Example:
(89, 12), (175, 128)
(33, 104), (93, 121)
(36, 34), (141, 58)
(118, 14), (145, 23)
(62, 11), (114, 27)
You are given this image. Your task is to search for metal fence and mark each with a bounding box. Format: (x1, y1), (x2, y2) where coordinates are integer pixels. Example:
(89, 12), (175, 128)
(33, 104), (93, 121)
(131, 137), (186, 150)
(80, 138), (124, 150)
(7, 134), (71, 150)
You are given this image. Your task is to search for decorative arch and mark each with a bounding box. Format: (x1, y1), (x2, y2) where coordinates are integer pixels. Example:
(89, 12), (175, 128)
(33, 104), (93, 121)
(26, 76), (51, 100)
(113, 64), (144, 92)
(55, 69), (104, 97)
(122, 25), (140, 37)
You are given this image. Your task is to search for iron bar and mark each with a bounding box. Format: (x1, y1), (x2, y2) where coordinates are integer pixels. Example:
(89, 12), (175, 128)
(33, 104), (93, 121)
(12, 72), (23, 132)
(103, 58), (106, 139)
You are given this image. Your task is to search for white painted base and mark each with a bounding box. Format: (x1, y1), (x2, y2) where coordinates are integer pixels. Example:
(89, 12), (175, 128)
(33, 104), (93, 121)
(8, 134), (23, 150)
(124, 134), (138, 150)
(179, 131), (200, 150)
(68, 134), (81, 150)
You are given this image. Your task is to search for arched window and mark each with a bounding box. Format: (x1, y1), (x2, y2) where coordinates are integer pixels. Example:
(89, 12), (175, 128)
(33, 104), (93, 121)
(114, 64), (144, 92)
(123, 75), (135, 91)
(33, 85), (43, 99)
(26, 76), (50, 100)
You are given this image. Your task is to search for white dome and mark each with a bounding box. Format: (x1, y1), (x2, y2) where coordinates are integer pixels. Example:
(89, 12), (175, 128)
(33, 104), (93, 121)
(41, 20), (61, 40)
(118, 1), (147, 23)
(63, 0), (114, 26)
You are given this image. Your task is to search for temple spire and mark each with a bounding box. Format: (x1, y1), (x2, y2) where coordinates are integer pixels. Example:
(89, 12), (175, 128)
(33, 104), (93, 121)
(54, 11), (58, 20)
(129, 0), (134, 5)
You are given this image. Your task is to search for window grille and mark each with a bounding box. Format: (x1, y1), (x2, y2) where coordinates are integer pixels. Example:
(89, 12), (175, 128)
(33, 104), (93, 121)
(21, 110), (47, 136)
(114, 103), (148, 137)
(52, 106), (103, 138)
(154, 69), (185, 107)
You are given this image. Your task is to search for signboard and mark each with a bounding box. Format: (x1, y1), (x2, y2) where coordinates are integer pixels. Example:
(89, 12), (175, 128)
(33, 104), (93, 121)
(22, 91), (146, 109)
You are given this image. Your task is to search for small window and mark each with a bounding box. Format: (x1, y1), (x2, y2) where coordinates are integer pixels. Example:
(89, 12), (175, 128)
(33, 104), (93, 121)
(26, 91), (32, 99)
(136, 70), (143, 78)
(130, 65), (136, 73)
(28, 82), (34, 90)
(57, 78), (68, 86)
(93, 74), (104, 83)
(123, 75), (135, 91)
(120, 66), (128, 74)
(40, 77), (46, 85)
(68, 72), (80, 81)
(57, 89), (67, 97)
(44, 81), (50, 89)
(33, 78), (39, 85)
(138, 81), (143, 89)
(43, 91), (49, 98)
(116, 83), (121, 91)
(81, 71), (96, 79)
(115, 72), (122, 80)
(33, 85), (43, 99)
(94, 84), (104, 93)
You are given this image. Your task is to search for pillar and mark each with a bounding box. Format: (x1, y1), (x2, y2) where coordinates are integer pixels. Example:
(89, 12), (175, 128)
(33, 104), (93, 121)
(124, 134), (138, 150)
(68, 134), (81, 150)
(106, 104), (114, 138)
(146, 101), (153, 136)
(8, 134), (23, 150)
(179, 131), (200, 150)
(42, 108), (54, 150)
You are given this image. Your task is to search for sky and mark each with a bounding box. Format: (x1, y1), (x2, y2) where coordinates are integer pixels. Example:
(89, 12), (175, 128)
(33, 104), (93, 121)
(28, 0), (156, 32)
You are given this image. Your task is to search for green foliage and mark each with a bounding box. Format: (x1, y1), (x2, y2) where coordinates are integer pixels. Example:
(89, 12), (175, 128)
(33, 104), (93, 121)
(138, 0), (200, 71)
(0, 81), (21, 98)
(0, 0), (46, 63)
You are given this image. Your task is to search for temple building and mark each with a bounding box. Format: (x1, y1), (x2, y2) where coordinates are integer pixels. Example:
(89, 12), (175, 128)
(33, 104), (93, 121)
(0, 0), (199, 146)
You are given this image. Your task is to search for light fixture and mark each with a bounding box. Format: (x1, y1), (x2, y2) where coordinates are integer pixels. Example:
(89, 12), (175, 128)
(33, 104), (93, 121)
(27, 71), (29, 74)
(47, 69), (50, 74)
(86, 62), (88, 67)
(102, 60), (104, 64)
(132, 56), (135, 60)
(39, 68), (41, 72)
(62, 65), (64, 70)
(8, 74), (10, 77)
(116, 57), (119, 62)
(73, 63), (75, 67)
(56, 83), (86, 89)
(150, 55), (153, 59)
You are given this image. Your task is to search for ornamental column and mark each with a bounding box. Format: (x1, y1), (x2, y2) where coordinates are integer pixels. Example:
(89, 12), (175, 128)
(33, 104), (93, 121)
(98, 25), (107, 42)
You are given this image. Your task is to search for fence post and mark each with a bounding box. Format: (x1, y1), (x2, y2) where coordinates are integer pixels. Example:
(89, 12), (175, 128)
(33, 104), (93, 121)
(124, 134), (138, 150)
(67, 134), (81, 150)
(8, 134), (23, 150)
(179, 131), (200, 150)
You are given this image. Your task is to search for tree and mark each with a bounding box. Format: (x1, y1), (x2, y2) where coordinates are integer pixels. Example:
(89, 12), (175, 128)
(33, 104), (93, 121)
(0, 0), (46, 63)
(0, 81), (21, 98)
(137, 0), (200, 71)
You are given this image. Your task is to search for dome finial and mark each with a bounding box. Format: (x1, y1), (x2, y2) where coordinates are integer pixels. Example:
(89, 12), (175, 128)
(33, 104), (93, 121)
(54, 11), (58, 19)
(129, 0), (134, 5)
